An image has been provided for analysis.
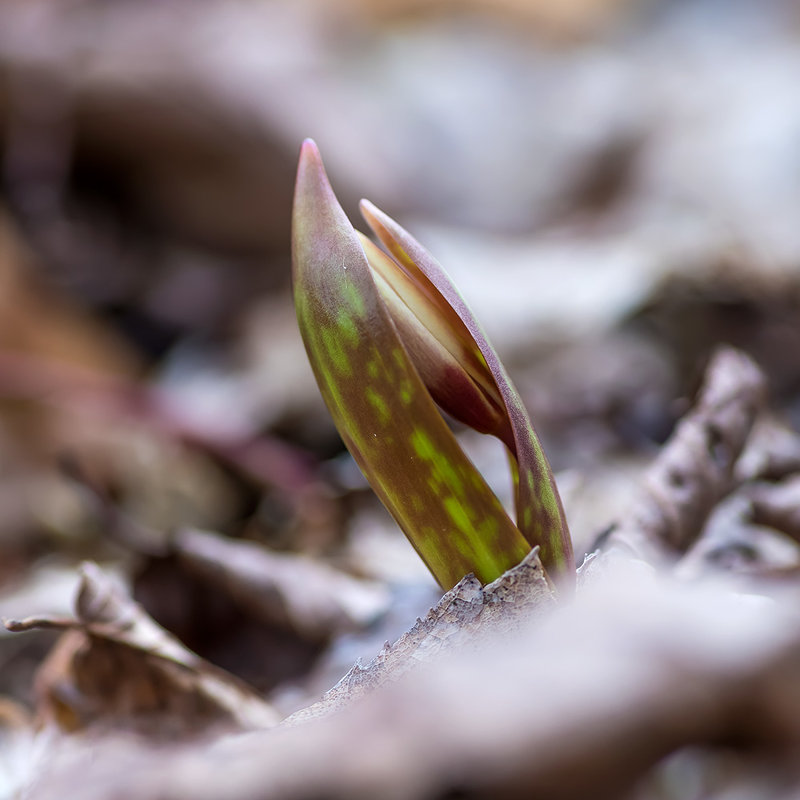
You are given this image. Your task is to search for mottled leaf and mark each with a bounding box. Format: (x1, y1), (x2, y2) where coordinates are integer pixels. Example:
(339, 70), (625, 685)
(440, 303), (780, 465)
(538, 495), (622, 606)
(292, 140), (530, 589)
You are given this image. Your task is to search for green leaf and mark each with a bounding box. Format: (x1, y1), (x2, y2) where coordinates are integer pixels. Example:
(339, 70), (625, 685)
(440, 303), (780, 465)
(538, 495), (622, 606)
(292, 140), (530, 589)
(360, 201), (574, 587)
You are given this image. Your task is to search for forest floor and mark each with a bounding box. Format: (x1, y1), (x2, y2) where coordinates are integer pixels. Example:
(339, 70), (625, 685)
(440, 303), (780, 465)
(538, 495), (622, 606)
(1, 1), (800, 798)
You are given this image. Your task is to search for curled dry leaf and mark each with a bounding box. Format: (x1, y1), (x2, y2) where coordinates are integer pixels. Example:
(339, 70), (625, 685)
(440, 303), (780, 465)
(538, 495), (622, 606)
(593, 347), (766, 566)
(289, 547), (555, 723)
(4, 562), (279, 736)
(173, 527), (391, 642)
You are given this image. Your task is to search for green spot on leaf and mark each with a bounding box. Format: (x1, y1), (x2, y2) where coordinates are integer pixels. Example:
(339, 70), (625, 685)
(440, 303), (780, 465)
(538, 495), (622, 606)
(522, 506), (533, 530)
(411, 428), (465, 496)
(399, 379), (414, 405)
(410, 427), (437, 461)
(320, 328), (352, 376)
(366, 387), (391, 426)
(336, 310), (359, 346)
(477, 515), (500, 544)
(341, 281), (367, 318)
(443, 496), (473, 534)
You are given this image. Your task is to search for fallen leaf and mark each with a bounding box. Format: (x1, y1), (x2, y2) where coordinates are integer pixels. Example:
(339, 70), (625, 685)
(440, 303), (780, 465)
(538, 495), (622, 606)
(288, 547), (555, 723)
(5, 562), (279, 737)
(174, 527), (391, 642)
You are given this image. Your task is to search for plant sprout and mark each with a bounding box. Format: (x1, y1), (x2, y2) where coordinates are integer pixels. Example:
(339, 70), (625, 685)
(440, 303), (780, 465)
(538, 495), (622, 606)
(292, 140), (573, 591)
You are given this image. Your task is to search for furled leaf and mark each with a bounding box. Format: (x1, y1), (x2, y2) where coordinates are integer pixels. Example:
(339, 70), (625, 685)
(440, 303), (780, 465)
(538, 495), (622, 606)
(358, 232), (513, 448)
(360, 201), (574, 585)
(292, 140), (530, 589)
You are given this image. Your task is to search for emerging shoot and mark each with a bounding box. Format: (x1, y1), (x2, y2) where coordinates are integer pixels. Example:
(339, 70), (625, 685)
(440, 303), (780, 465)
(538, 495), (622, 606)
(292, 140), (573, 590)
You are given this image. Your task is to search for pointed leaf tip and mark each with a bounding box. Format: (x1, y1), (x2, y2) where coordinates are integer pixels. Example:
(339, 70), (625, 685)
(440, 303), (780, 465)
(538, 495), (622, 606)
(301, 137), (320, 156)
(294, 139), (327, 202)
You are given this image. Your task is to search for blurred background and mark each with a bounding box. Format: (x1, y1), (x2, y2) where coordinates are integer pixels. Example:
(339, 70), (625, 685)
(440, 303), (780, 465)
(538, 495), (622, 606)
(0, 0), (799, 752)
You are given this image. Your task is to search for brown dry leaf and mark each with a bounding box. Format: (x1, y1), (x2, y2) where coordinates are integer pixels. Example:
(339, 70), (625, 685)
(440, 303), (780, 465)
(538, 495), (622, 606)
(174, 527), (390, 643)
(22, 570), (800, 800)
(594, 348), (766, 566)
(4, 562), (279, 737)
(289, 547), (555, 723)
(8, 343), (796, 797)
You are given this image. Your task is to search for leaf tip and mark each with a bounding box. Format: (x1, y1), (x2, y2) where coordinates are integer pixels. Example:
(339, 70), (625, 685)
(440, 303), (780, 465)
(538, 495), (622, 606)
(295, 138), (327, 195)
(359, 198), (387, 233)
(300, 137), (320, 158)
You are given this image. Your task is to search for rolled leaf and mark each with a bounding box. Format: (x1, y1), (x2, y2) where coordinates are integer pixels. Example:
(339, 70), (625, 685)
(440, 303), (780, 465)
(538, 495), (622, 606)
(292, 140), (530, 589)
(359, 232), (513, 448)
(360, 200), (574, 586)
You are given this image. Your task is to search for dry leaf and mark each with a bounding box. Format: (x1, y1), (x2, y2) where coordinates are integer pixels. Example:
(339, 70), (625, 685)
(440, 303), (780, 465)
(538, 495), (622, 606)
(21, 572), (800, 800)
(5, 562), (279, 737)
(174, 527), (390, 642)
(289, 547), (555, 723)
(595, 348), (765, 565)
